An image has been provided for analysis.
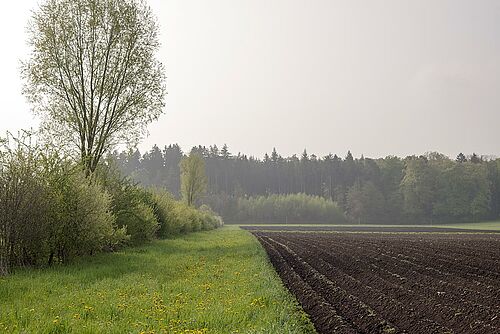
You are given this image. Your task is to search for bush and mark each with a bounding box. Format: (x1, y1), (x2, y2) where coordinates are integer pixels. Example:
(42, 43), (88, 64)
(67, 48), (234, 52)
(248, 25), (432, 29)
(0, 133), (128, 273)
(118, 201), (158, 245)
(199, 204), (224, 230)
(97, 163), (223, 243)
(138, 188), (224, 239)
(97, 166), (159, 246)
(0, 142), (223, 274)
(0, 136), (51, 272)
(142, 188), (182, 237)
(48, 169), (128, 262)
(234, 193), (347, 224)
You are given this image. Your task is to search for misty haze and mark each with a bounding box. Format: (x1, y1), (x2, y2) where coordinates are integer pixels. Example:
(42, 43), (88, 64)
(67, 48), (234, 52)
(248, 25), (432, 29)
(0, 1), (499, 333)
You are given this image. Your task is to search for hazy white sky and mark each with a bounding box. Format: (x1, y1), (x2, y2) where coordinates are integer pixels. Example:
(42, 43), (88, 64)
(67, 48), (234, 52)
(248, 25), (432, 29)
(1, 0), (499, 158)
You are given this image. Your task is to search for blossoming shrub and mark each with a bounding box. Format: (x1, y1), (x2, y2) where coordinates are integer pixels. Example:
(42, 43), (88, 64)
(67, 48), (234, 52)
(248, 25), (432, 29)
(144, 189), (224, 238)
(0, 138), (223, 274)
(47, 169), (128, 261)
(98, 163), (224, 243)
(0, 135), (127, 273)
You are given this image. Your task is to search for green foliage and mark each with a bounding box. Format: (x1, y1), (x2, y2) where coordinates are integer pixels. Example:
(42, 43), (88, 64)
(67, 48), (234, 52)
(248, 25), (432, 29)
(144, 188), (181, 237)
(48, 169), (128, 261)
(119, 200), (159, 246)
(97, 164), (159, 246)
(0, 134), (51, 272)
(234, 193), (347, 224)
(0, 136), (222, 273)
(98, 162), (222, 244)
(23, 0), (166, 173)
(400, 157), (439, 221)
(199, 204), (225, 230)
(0, 133), (127, 273)
(402, 156), (492, 223)
(180, 151), (207, 206)
(346, 181), (385, 224)
(114, 144), (500, 225)
(170, 199), (224, 235)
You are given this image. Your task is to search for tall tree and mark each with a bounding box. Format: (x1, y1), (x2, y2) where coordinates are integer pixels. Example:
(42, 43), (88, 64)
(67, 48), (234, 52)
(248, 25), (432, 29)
(400, 157), (437, 222)
(22, 0), (166, 173)
(180, 152), (207, 206)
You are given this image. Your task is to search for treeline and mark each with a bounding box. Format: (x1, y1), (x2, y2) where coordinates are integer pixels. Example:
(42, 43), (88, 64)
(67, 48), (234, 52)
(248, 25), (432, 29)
(112, 144), (500, 225)
(0, 135), (222, 275)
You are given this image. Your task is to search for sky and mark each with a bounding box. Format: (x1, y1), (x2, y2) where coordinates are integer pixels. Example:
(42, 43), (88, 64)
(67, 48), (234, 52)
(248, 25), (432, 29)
(0, 0), (499, 159)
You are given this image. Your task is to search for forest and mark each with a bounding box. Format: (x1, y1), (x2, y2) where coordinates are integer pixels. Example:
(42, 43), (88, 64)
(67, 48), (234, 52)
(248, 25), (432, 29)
(111, 145), (500, 224)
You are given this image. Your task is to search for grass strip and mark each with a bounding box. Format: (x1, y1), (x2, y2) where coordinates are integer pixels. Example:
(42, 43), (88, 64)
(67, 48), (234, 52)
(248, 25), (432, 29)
(0, 226), (315, 334)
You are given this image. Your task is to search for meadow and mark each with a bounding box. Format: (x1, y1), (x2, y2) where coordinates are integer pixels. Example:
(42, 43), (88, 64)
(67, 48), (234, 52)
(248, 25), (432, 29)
(0, 227), (315, 334)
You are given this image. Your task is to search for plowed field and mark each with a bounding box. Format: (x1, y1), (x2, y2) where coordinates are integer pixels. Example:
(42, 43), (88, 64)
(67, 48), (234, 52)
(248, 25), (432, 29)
(252, 231), (500, 334)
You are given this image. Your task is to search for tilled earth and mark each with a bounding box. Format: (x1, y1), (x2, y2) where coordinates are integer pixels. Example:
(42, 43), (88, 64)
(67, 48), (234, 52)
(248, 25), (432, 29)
(241, 225), (500, 233)
(252, 231), (500, 334)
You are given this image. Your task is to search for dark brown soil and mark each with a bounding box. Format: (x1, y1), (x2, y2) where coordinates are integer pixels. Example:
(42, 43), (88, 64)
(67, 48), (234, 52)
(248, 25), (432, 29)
(252, 231), (500, 334)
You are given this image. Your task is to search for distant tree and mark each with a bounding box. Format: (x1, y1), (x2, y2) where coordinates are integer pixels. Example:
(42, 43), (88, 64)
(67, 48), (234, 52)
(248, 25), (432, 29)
(209, 145), (220, 158)
(163, 144), (183, 196)
(323, 153), (333, 162)
(128, 149), (142, 174)
(470, 153), (482, 164)
(301, 149), (309, 162)
(22, 0), (166, 173)
(180, 152), (207, 206)
(400, 158), (437, 222)
(377, 156), (404, 220)
(271, 148), (279, 163)
(456, 153), (467, 163)
(141, 145), (164, 186)
(221, 144), (231, 159)
(345, 150), (354, 162)
(346, 182), (363, 224)
(346, 181), (385, 224)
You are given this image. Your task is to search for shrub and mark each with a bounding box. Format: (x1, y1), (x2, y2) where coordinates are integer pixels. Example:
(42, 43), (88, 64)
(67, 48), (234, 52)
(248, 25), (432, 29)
(97, 166), (159, 246)
(234, 193), (347, 224)
(139, 188), (224, 238)
(0, 133), (128, 273)
(199, 204), (224, 230)
(0, 136), (223, 275)
(142, 188), (182, 238)
(0, 136), (51, 271)
(118, 201), (158, 245)
(48, 169), (128, 262)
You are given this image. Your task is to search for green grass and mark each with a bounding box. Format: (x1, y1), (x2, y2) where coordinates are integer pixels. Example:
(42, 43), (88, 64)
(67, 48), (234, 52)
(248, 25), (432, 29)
(0, 227), (315, 334)
(433, 221), (500, 231)
(233, 222), (500, 231)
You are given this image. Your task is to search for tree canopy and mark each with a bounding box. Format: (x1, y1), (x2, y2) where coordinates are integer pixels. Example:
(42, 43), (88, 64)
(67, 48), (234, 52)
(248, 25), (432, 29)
(180, 152), (207, 207)
(22, 0), (166, 172)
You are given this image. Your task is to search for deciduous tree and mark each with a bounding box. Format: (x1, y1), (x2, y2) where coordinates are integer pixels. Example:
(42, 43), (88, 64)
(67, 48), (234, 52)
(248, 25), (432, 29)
(22, 0), (166, 173)
(180, 152), (207, 207)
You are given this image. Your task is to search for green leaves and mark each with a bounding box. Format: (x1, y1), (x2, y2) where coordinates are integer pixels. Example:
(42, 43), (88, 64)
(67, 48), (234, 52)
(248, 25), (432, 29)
(180, 152), (207, 207)
(22, 0), (166, 173)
